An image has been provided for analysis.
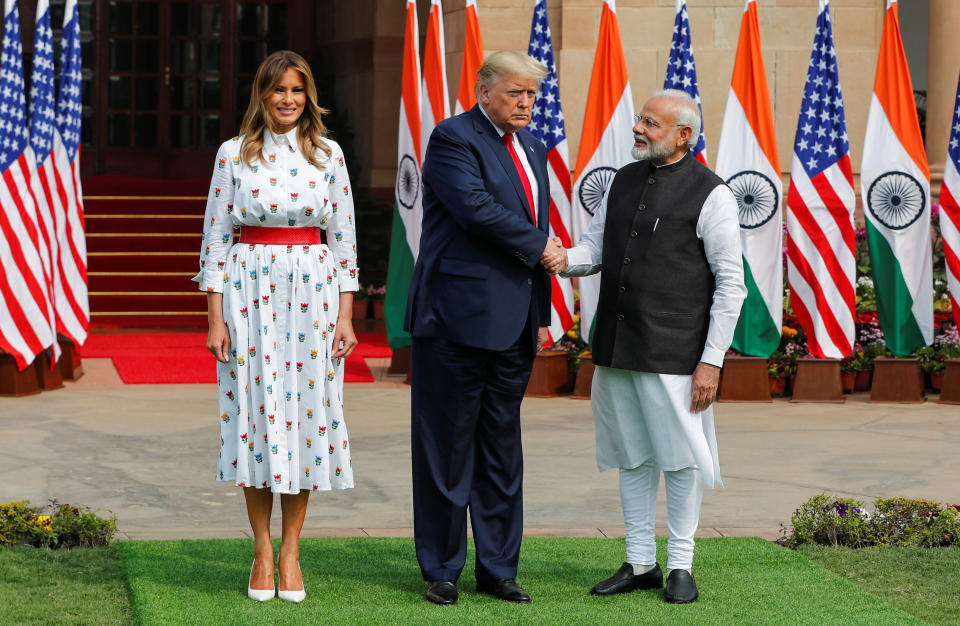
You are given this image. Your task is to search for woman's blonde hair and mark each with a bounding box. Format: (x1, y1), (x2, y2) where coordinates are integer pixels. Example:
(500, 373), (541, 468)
(239, 50), (330, 169)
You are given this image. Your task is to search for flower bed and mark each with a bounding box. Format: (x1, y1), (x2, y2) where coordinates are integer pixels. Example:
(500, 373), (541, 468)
(778, 494), (960, 549)
(0, 500), (117, 549)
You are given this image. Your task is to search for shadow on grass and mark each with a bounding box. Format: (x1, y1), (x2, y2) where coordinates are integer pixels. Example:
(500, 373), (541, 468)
(118, 537), (923, 625)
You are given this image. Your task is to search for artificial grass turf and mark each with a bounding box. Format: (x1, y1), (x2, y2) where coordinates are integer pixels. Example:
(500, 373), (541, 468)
(116, 536), (920, 625)
(0, 544), (132, 625)
(800, 544), (960, 626)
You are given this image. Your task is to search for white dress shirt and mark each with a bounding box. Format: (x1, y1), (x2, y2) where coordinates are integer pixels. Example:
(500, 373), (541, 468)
(562, 153), (745, 368)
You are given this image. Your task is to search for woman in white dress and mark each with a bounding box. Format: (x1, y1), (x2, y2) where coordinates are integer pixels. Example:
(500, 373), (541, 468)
(194, 50), (359, 603)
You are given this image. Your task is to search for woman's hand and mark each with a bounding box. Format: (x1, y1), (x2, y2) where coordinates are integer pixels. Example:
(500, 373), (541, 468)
(332, 291), (359, 359)
(206, 293), (231, 363)
(332, 317), (358, 359)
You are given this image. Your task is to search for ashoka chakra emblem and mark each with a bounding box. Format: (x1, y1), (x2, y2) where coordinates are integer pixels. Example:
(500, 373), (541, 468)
(727, 170), (779, 229)
(396, 154), (419, 210)
(867, 171), (925, 230)
(578, 166), (617, 216)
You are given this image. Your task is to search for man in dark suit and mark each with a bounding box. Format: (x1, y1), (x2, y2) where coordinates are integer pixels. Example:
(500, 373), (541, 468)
(404, 50), (563, 606)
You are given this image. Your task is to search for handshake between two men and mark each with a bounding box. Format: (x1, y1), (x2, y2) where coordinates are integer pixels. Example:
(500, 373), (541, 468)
(540, 237), (568, 276)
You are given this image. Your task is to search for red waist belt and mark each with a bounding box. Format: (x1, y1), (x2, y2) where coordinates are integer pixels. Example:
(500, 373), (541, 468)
(238, 227), (323, 245)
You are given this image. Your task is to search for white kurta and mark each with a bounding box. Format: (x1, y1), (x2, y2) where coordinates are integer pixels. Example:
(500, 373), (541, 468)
(563, 155), (745, 488)
(193, 129), (359, 494)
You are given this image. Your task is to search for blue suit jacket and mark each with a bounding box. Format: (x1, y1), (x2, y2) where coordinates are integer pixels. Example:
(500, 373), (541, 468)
(404, 105), (552, 351)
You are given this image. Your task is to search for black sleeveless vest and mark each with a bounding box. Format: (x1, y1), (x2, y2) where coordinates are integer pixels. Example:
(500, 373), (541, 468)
(592, 154), (725, 375)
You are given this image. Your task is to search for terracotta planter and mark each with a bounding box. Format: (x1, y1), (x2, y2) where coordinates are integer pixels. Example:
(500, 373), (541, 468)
(571, 355), (594, 399)
(840, 371), (856, 393)
(791, 358), (843, 403)
(58, 337), (83, 381)
(0, 351), (42, 396)
(870, 357), (924, 403)
(372, 300), (385, 319)
(930, 372), (944, 393)
(854, 368), (872, 391)
(352, 299), (369, 320)
(525, 350), (572, 397)
(939, 359), (960, 404)
(768, 376), (786, 397)
(717, 356), (772, 402)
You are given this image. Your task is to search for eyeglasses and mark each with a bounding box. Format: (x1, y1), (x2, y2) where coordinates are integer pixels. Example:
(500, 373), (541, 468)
(634, 114), (689, 130)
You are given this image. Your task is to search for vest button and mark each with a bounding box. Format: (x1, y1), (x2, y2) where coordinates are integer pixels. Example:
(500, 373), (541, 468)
(637, 202), (646, 211)
(527, 277), (533, 285)
(648, 177), (656, 185)
(623, 257), (631, 264)
(617, 314), (624, 321)
(618, 286), (626, 294)
(630, 230), (638, 238)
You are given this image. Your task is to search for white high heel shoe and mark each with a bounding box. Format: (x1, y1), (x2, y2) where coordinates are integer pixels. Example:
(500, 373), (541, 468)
(277, 561), (306, 603)
(247, 560), (275, 602)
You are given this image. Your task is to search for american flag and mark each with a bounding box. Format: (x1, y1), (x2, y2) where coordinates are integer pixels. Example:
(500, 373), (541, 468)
(785, 0), (857, 359)
(527, 0), (573, 341)
(938, 71), (960, 327)
(51, 0), (89, 343)
(663, 0), (706, 164)
(0, 0), (57, 369)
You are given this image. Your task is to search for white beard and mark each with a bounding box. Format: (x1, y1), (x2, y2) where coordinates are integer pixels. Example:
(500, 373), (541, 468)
(632, 136), (675, 162)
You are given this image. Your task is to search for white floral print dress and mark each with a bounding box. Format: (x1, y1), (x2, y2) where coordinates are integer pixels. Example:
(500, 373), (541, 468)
(193, 128), (358, 493)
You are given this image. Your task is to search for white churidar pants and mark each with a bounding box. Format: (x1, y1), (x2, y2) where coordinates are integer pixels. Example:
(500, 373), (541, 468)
(592, 365), (720, 570)
(620, 462), (703, 570)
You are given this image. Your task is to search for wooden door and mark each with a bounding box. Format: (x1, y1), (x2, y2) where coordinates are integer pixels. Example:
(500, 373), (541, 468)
(90, 0), (291, 178)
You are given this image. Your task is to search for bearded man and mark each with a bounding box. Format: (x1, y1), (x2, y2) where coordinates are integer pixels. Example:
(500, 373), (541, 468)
(547, 89), (746, 603)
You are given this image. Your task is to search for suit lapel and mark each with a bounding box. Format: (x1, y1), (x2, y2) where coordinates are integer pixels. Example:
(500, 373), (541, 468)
(471, 107), (535, 225)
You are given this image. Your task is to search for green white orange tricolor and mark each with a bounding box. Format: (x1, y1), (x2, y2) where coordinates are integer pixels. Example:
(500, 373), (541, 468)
(384, 0), (422, 350)
(859, 0), (932, 356)
(571, 0), (634, 342)
(715, 0), (782, 358)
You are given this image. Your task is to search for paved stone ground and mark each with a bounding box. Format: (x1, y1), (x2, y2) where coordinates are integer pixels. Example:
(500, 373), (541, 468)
(1, 357), (957, 542)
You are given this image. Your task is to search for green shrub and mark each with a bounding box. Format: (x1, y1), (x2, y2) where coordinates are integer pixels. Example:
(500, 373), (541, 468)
(780, 494), (960, 549)
(0, 500), (117, 549)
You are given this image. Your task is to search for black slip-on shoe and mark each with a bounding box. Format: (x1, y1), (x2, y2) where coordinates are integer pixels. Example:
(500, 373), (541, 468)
(664, 569), (698, 604)
(590, 562), (663, 596)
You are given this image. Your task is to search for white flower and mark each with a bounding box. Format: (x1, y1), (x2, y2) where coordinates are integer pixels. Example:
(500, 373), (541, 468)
(856, 276), (874, 289)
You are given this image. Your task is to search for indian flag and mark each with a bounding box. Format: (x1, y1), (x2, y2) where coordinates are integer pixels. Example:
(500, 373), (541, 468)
(454, 0), (483, 115)
(421, 0), (450, 157)
(571, 0), (634, 342)
(384, 0), (422, 350)
(715, 0), (782, 357)
(860, 0), (932, 355)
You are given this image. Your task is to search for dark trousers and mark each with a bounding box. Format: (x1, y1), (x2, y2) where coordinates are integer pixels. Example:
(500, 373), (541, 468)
(410, 331), (534, 583)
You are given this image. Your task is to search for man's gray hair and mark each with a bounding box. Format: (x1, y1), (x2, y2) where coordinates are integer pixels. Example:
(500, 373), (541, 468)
(652, 88), (701, 151)
(475, 51), (548, 98)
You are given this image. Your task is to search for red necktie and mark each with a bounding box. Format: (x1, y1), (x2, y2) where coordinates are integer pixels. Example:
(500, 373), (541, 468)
(503, 134), (536, 226)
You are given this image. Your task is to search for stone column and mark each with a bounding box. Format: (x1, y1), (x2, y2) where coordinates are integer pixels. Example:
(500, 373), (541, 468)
(926, 0), (960, 191)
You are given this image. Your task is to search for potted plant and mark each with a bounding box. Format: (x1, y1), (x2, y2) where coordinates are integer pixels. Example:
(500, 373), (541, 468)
(767, 355), (789, 397)
(926, 320), (960, 392)
(367, 284), (386, 319)
(352, 286), (369, 320)
(839, 349), (860, 394)
(854, 313), (885, 391)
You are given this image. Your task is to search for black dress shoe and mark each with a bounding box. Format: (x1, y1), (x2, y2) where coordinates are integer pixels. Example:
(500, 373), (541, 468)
(476, 578), (531, 603)
(664, 569), (698, 603)
(425, 580), (458, 605)
(590, 562), (663, 596)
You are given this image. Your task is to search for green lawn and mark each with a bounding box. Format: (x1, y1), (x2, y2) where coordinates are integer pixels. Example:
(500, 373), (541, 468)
(800, 545), (960, 626)
(0, 544), (132, 625)
(5, 538), (950, 625)
(116, 537), (917, 625)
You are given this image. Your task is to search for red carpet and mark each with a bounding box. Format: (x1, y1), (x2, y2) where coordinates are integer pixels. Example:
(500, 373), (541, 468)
(82, 333), (381, 384)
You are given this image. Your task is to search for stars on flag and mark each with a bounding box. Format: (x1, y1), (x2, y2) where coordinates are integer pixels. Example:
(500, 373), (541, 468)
(29, 7), (57, 160)
(664, 1), (706, 161)
(949, 83), (960, 162)
(526, 1), (565, 151)
(57, 2), (84, 161)
(795, 9), (848, 177)
(0, 6), (29, 171)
